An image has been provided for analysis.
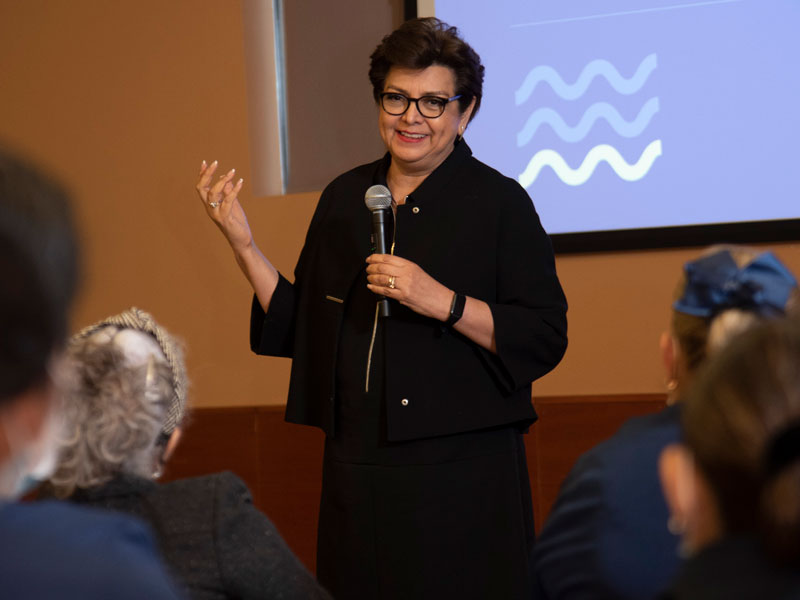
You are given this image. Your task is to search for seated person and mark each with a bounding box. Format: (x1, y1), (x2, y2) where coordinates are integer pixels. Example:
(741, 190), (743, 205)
(659, 317), (800, 599)
(0, 148), (182, 599)
(48, 307), (331, 600)
(532, 246), (798, 599)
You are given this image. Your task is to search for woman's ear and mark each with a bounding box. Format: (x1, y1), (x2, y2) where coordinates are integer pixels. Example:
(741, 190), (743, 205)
(659, 443), (721, 556)
(459, 97), (477, 133)
(162, 427), (182, 463)
(660, 332), (680, 401)
(659, 443), (692, 530)
(660, 332), (678, 382)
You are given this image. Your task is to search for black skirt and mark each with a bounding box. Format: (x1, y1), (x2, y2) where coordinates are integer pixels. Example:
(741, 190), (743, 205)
(316, 269), (534, 599)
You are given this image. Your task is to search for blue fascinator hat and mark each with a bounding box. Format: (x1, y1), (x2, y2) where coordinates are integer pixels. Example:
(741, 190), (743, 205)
(674, 250), (797, 318)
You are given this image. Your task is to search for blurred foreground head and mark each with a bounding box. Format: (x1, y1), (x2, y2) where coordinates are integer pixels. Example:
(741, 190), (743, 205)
(0, 147), (80, 498)
(0, 148), (79, 404)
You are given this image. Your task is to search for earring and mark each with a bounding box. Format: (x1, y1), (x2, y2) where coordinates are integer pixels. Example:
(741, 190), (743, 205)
(667, 514), (685, 535)
(667, 514), (694, 558)
(665, 379), (678, 392)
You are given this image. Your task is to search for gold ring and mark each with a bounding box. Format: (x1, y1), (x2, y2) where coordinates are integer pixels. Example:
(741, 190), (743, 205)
(209, 201), (219, 208)
(388, 275), (396, 289)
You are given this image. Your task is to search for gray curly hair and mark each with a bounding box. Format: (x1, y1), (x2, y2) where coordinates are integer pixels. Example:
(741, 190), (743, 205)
(71, 307), (187, 434)
(49, 308), (188, 497)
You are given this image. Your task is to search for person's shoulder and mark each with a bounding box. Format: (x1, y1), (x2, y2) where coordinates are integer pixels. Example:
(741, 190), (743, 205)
(458, 151), (538, 214)
(322, 156), (386, 195)
(8, 500), (161, 557)
(160, 470), (248, 492)
(569, 405), (680, 474)
(157, 471), (254, 512)
(0, 501), (181, 599)
(462, 153), (522, 191)
(4, 498), (149, 538)
(610, 403), (681, 449)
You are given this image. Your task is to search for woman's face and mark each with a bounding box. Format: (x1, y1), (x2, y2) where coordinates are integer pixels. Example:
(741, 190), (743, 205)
(378, 65), (474, 177)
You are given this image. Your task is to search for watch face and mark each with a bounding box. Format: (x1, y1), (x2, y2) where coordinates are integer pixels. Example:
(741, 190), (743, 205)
(448, 293), (466, 326)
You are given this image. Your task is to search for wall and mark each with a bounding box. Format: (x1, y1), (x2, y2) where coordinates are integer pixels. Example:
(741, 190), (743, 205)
(1, 1), (798, 413)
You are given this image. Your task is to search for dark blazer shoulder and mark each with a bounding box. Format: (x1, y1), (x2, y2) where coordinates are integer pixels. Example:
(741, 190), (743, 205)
(154, 470), (251, 512)
(321, 156), (385, 195)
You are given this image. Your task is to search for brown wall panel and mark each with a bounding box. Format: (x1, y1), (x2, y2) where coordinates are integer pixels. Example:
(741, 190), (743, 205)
(255, 410), (325, 572)
(162, 395), (666, 571)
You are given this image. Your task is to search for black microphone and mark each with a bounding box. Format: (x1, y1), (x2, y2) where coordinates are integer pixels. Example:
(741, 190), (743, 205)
(365, 184), (393, 318)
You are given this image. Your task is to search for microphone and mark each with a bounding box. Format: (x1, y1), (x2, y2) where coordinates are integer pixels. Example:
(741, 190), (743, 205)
(365, 184), (393, 318)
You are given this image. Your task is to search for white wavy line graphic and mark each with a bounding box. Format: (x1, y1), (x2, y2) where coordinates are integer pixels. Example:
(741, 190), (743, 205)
(515, 53), (658, 105)
(518, 139), (663, 188)
(517, 97), (660, 146)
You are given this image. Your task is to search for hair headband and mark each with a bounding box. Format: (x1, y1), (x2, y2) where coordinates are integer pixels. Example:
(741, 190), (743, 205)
(674, 250), (797, 319)
(71, 307), (187, 436)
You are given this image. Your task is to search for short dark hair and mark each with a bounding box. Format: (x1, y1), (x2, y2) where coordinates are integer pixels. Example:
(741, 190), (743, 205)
(368, 17), (484, 122)
(0, 148), (80, 402)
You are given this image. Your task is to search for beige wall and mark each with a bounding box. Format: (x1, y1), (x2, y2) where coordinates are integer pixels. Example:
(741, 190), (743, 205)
(2, 1), (798, 408)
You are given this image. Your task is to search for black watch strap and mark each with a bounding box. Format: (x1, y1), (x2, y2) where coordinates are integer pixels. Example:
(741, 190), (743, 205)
(445, 292), (466, 327)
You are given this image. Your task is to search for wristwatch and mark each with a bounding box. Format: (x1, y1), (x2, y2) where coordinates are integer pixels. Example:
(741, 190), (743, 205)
(445, 292), (466, 327)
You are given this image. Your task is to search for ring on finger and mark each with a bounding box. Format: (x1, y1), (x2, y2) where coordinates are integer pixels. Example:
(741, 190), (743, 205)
(387, 275), (396, 289)
(209, 201), (219, 208)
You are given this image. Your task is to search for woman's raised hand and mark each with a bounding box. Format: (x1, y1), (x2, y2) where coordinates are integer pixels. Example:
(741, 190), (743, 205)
(196, 160), (252, 252)
(195, 160), (281, 312)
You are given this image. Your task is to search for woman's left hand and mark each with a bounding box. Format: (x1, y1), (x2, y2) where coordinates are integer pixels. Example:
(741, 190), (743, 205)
(366, 254), (452, 321)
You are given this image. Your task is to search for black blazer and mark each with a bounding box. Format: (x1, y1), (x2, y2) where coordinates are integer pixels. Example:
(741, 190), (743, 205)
(69, 472), (331, 600)
(251, 141), (567, 441)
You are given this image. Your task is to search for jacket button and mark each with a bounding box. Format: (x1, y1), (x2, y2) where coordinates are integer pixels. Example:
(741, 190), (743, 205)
(401, 398), (409, 406)
(412, 206), (420, 214)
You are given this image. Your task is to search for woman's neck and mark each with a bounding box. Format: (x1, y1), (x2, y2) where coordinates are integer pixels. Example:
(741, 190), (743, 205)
(386, 163), (432, 205)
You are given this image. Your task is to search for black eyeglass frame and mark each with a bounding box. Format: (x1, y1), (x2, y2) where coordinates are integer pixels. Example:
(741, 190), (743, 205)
(378, 92), (463, 118)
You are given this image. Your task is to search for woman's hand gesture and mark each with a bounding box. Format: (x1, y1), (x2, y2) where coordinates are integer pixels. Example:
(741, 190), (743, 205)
(196, 160), (252, 252)
(365, 254), (452, 322)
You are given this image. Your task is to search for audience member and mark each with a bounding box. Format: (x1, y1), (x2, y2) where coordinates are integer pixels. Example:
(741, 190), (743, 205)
(659, 317), (800, 599)
(0, 148), (182, 599)
(532, 246), (798, 599)
(49, 307), (332, 600)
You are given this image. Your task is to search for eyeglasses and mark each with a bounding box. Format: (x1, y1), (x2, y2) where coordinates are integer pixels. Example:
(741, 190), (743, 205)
(379, 92), (462, 119)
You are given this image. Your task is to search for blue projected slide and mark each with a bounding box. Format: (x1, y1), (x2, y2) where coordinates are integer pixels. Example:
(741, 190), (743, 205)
(430, 0), (800, 236)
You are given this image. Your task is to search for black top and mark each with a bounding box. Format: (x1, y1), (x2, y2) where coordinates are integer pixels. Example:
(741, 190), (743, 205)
(68, 471), (331, 600)
(251, 140), (567, 442)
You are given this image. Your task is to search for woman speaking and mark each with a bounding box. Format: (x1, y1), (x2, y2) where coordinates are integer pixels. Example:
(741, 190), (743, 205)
(196, 18), (567, 599)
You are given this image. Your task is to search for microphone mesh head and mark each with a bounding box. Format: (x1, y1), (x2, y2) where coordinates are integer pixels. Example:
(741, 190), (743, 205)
(365, 185), (393, 211)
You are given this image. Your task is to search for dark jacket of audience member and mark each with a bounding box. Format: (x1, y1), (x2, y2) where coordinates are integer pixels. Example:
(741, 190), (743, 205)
(70, 471), (330, 600)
